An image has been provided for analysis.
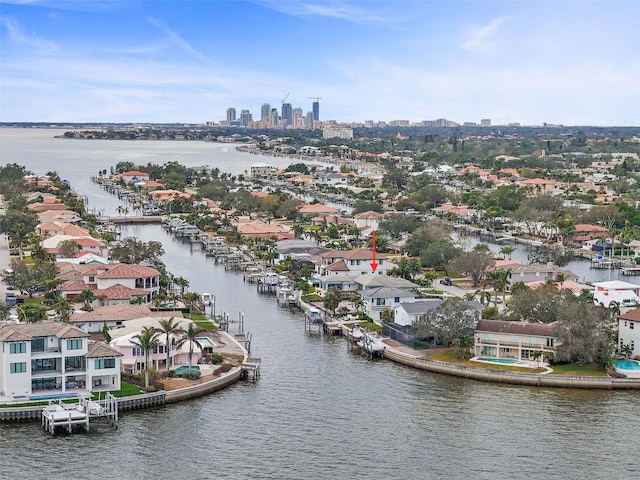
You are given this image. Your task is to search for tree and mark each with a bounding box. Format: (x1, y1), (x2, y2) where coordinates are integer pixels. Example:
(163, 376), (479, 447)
(413, 298), (479, 346)
(173, 276), (189, 297)
(394, 257), (422, 280)
(0, 210), (38, 260)
(155, 317), (182, 371)
(379, 214), (422, 239)
(323, 288), (341, 318)
(452, 334), (473, 360)
(183, 291), (201, 318)
(54, 297), (73, 322)
(350, 296), (365, 318)
(131, 326), (160, 390)
(448, 249), (496, 287)
(3, 258), (57, 297)
(352, 200), (383, 214)
(499, 246), (516, 259)
(75, 289), (96, 311)
(109, 237), (165, 265)
(555, 272), (568, 290)
(420, 240), (462, 273)
(380, 307), (395, 323)
(58, 239), (81, 258)
(489, 268), (511, 301)
(177, 323), (206, 371)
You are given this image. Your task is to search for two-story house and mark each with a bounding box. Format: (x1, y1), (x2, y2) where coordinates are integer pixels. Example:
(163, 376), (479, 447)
(617, 309), (640, 358)
(0, 323), (121, 399)
(317, 248), (388, 277)
(474, 319), (557, 364)
(60, 263), (161, 306)
(361, 287), (418, 322)
(593, 280), (640, 308)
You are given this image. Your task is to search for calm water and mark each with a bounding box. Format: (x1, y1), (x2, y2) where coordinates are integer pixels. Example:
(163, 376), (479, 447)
(1, 129), (639, 480)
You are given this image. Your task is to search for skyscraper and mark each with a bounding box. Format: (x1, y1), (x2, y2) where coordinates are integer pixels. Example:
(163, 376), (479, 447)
(261, 103), (271, 123)
(226, 107), (236, 123)
(240, 109), (252, 127)
(312, 101), (319, 121)
(281, 103), (293, 126)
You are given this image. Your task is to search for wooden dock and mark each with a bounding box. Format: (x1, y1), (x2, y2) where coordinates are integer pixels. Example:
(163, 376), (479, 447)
(41, 394), (118, 435)
(241, 358), (261, 381)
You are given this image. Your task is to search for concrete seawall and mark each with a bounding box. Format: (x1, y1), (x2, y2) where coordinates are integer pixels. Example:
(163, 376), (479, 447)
(383, 348), (640, 390)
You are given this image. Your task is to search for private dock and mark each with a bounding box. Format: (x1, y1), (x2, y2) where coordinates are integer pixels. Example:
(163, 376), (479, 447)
(41, 394), (118, 435)
(240, 358), (261, 381)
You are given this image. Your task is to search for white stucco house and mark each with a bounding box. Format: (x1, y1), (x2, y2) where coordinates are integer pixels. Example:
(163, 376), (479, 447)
(617, 309), (640, 358)
(0, 323), (121, 400)
(593, 280), (640, 308)
(361, 287), (418, 322)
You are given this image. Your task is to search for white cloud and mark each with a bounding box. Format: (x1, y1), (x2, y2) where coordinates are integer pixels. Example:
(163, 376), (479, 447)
(460, 16), (512, 50)
(0, 16), (58, 51)
(251, 0), (396, 24)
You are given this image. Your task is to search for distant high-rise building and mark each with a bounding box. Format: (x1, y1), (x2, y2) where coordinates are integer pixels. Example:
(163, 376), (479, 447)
(480, 118), (491, 126)
(281, 103), (292, 126)
(240, 109), (252, 127)
(261, 103), (271, 123)
(292, 107), (303, 128)
(305, 111), (314, 129)
(312, 101), (320, 121)
(226, 107), (236, 123)
(270, 108), (279, 126)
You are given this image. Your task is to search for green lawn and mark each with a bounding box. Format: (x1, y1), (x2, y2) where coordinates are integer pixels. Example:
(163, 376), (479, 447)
(548, 364), (607, 376)
(194, 319), (217, 330)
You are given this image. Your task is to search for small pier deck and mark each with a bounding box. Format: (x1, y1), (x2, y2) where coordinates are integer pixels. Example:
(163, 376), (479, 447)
(241, 357), (261, 381)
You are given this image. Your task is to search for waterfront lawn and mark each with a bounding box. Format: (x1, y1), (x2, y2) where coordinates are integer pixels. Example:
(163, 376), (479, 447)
(359, 321), (382, 333)
(97, 382), (144, 398)
(548, 364), (607, 376)
(427, 350), (547, 374)
(194, 319), (217, 330)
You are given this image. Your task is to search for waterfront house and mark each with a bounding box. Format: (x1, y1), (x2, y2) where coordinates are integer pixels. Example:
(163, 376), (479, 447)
(59, 263), (161, 305)
(361, 287), (418, 322)
(474, 319), (557, 363)
(0, 323), (121, 399)
(354, 272), (418, 291)
(113, 170), (150, 184)
(593, 280), (640, 308)
(42, 234), (108, 258)
(493, 263), (577, 285)
(37, 209), (82, 224)
(69, 304), (184, 333)
(317, 248), (388, 277)
(394, 299), (482, 327)
(617, 309), (640, 358)
(109, 317), (206, 373)
(36, 221), (91, 237)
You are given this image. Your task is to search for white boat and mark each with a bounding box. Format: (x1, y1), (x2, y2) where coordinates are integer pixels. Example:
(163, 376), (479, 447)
(201, 293), (213, 306)
(305, 307), (323, 325)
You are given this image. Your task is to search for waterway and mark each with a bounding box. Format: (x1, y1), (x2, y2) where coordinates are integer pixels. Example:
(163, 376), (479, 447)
(1, 128), (639, 479)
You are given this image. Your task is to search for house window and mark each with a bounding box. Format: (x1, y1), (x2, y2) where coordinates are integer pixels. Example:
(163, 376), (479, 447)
(379, 259), (384, 265)
(9, 342), (26, 354)
(32, 338), (45, 352)
(631, 341), (635, 351)
(631, 322), (635, 330)
(67, 339), (83, 350)
(521, 350), (531, 359)
(376, 298), (386, 306)
(10, 362), (27, 373)
(95, 358), (116, 369)
(394, 297), (400, 303)
(132, 347), (144, 357)
(88, 276), (95, 282)
(546, 338), (554, 348)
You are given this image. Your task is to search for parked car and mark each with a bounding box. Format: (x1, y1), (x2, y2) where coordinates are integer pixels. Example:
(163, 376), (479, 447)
(440, 277), (453, 286)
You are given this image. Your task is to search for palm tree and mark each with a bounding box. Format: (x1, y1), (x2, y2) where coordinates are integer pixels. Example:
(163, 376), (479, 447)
(131, 326), (160, 390)
(183, 291), (201, 318)
(173, 276), (189, 297)
(350, 295), (365, 318)
(490, 268), (511, 301)
(155, 317), (182, 371)
(177, 323), (206, 371)
(7, 223), (30, 260)
(54, 297), (73, 322)
(74, 289), (96, 311)
(555, 272), (567, 290)
(499, 246), (516, 260)
(323, 288), (341, 318)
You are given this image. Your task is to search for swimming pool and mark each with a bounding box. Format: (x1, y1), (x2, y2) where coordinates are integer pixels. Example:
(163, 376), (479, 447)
(614, 359), (640, 370)
(28, 392), (79, 401)
(614, 359), (640, 378)
(175, 365), (200, 374)
(196, 337), (215, 348)
(474, 357), (526, 366)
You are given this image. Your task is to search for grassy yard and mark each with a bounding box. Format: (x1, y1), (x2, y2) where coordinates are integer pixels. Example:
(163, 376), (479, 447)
(426, 350), (545, 374)
(547, 364), (607, 376)
(194, 319), (217, 330)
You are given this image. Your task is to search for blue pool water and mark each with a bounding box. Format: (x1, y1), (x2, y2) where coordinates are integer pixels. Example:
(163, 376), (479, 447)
(476, 357), (522, 365)
(614, 359), (640, 370)
(196, 337), (214, 347)
(175, 365), (200, 374)
(28, 393), (79, 401)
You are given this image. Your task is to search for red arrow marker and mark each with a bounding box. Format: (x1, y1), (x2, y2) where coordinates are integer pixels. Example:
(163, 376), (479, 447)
(370, 230), (379, 273)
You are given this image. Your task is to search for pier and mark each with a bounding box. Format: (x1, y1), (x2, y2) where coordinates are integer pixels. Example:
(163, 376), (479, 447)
(41, 394), (118, 435)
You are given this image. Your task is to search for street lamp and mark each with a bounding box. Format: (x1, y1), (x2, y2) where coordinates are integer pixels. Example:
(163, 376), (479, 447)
(212, 295), (216, 320)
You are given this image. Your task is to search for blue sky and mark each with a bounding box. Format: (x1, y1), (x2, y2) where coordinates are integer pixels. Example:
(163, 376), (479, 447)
(1, 0), (638, 125)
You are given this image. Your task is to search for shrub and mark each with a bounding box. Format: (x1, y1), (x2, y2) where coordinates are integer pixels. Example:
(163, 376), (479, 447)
(181, 370), (201, 380)
(210, 353), (224, 365)
(214, 363), (233, 375)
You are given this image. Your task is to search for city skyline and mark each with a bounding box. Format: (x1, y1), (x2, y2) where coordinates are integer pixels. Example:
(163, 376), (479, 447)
(0, 0), (639, 126)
